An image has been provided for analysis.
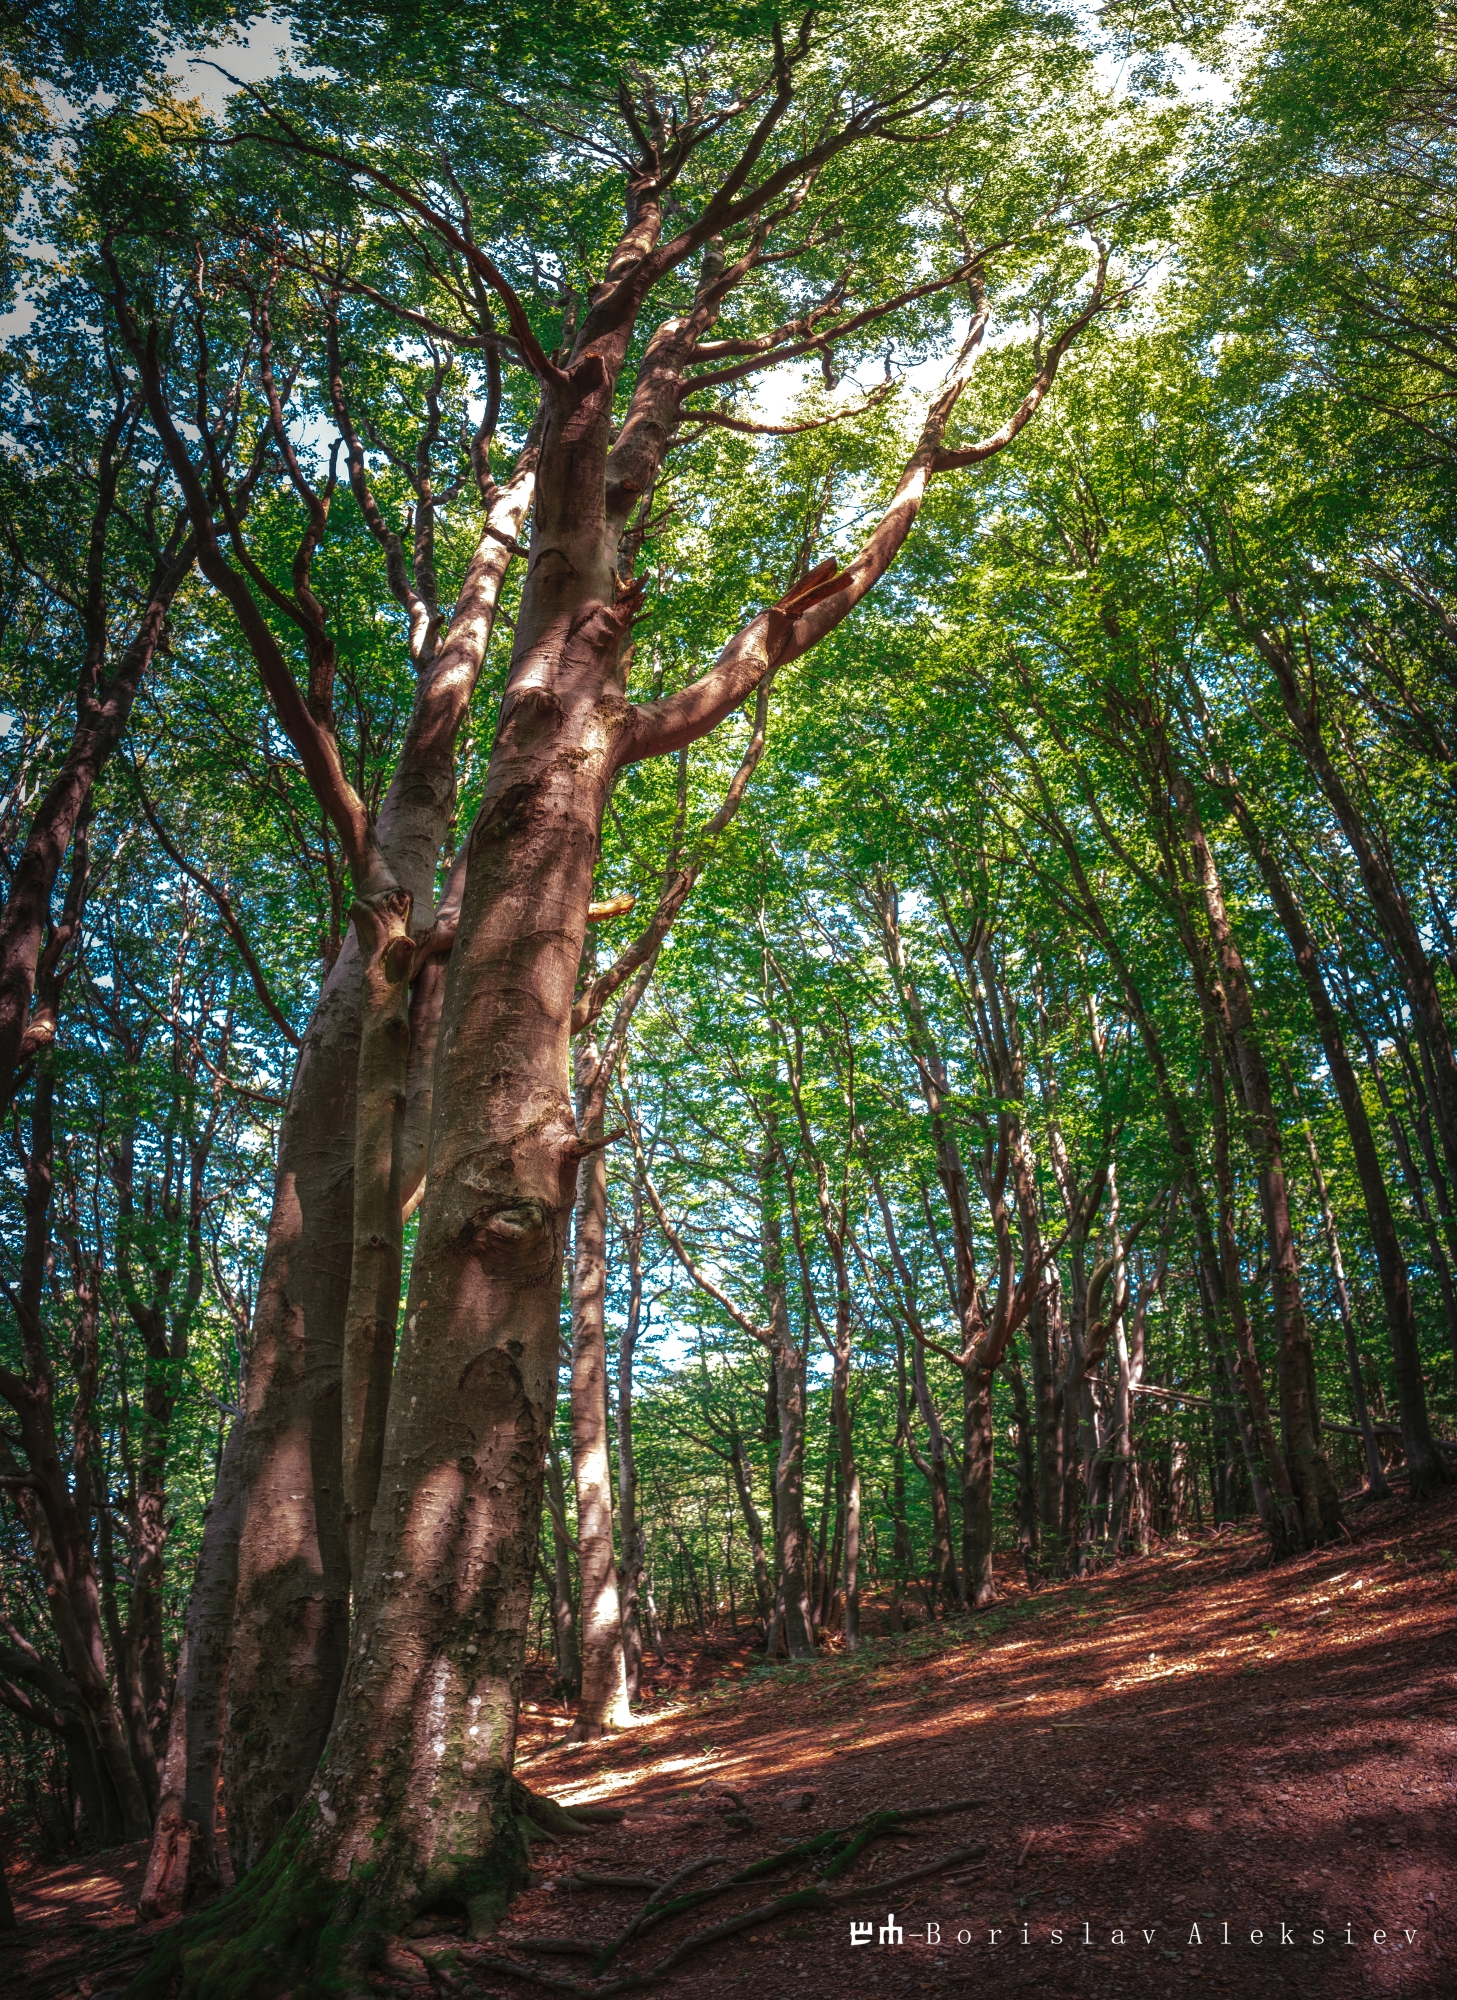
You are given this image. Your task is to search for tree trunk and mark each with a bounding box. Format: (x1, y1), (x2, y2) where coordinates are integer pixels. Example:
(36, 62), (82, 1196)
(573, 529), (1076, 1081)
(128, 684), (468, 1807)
(1009, 740), (1297, 1544)
(727, 1431), (773, 1629)
(1230, 788), (1445, 1495)
(911, 1322), (961, 1607)
(1028, 1276), (1063, 1559)
(616, 1190), (646, 1698)
(960, 1357), (997, 1609)
(139, 1416), (246, 1919)
(1003, 1344), (1039, 1566)
(543, 1434), (581, 1697)
(3, 1071), (153, 1844)
(98, 1486), (160, 1821)
(1295, 1106), (1390, 1498)
(869, 1167), (961, 1603)
(1361, 1029), (1457, 1377)
(220, 951), (360, 1877)
(221, 466), (535, 1876)
(340, 893), (415, 1589)
(1172, 767), (1341, 1545)
(1109, 1309), (1135, 1551)
(830, 1359), (860, 1648)
(1236, 606), (1457, 1191)
(566, 1034), (631, 1737)
(0, 537), (192, 1115)
(764, 1193), (815, 1661)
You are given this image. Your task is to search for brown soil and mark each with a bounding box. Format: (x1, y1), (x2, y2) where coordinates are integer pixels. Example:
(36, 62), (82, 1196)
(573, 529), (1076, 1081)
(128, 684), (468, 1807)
(1, 1840), (163, 1998)
(4, 1482), (1454, 2000)
(503, 1483), (1457, 2000)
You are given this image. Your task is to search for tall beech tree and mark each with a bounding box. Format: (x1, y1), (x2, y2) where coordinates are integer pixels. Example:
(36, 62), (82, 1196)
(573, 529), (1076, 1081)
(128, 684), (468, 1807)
(5, 8), (1455, 1994)
(124, 11), (1131, 1980)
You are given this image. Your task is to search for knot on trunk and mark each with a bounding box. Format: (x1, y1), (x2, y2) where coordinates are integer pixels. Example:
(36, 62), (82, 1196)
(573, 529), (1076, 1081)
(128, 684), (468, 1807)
(461, 1197), (560, 1276)
(349, 888), (414, 971)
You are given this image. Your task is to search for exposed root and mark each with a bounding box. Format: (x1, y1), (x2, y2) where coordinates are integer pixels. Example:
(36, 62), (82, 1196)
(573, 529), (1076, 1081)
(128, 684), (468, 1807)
(124, 1782), (607, 1999)
(512, 1781), (625, 1838)
(464, 1795), (987, 1995)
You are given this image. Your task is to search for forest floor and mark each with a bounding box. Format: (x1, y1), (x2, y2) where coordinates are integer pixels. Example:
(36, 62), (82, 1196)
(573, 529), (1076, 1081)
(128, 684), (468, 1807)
(3, 1480), (1454, 2000)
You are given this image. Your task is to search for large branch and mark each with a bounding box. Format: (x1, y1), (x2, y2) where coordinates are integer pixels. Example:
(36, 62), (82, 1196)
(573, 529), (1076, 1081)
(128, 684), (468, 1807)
(931, 246), (1110, 472)
(216, 92), (561, 384)
(109, 266), (393, 901)
(683, 258), (984, 395)
(622, 1096), (771, 1345)
(573, 676), (773, 1035)
(673, 382), (895, 443)
(125, 764), (302, 1049)
(325, 307), (433, 664)
(620, 252), (1110, 768)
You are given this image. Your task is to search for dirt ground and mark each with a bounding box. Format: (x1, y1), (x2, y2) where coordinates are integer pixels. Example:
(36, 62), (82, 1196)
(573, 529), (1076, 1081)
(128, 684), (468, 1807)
(4, 1480), (1454, 2000)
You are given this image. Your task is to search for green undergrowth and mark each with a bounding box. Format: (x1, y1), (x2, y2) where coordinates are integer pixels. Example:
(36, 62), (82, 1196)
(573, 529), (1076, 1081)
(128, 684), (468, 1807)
(735, 1594), (1068, 1693)
(698, 1542), (1244, 1710)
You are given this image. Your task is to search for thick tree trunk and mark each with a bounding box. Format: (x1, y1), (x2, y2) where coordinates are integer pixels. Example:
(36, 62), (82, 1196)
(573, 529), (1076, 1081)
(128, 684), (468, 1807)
(1231, 789), (1445, 1495)
(208, 629), (624, 1936)
(221, 947), (360, 1878)
(341, 891), (415, 1589)
(221, 469), (534, 1875)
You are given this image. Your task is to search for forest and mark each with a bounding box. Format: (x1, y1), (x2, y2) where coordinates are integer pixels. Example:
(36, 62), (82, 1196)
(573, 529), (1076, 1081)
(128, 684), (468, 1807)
(0, 1), (1453, 1996)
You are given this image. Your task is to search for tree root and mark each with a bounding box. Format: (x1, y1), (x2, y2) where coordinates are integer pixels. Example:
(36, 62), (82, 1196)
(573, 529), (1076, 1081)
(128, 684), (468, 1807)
(513, 1781), (625, 1839)
(463, 1795), (986, 1995)
(123, 1782), (612, 1999)
(556, 1873), (659, 1892)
